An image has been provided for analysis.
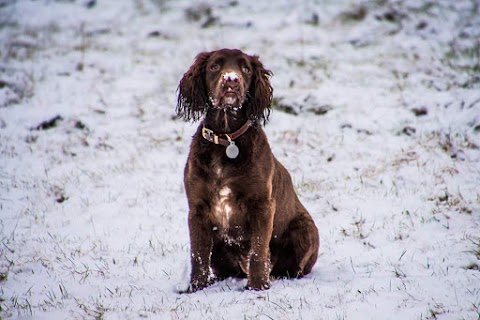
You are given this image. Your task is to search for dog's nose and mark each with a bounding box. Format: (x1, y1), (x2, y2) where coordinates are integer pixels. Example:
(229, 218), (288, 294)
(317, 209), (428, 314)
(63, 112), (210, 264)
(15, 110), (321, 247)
(223, 71), (239, 83)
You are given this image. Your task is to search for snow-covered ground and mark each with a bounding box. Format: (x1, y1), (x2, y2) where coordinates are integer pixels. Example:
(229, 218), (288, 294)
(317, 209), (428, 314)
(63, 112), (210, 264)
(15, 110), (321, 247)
(1, 0), (479, 319)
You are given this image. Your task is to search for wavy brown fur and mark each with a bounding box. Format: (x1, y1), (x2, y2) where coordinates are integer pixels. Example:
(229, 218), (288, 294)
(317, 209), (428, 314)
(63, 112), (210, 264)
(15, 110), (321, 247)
(177, 49), (273, 124)
(177, 49), (319, 292)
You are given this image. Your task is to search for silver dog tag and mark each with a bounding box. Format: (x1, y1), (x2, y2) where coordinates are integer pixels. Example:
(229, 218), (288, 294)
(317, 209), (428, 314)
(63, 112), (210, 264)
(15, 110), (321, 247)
(226, 142), (239, 159)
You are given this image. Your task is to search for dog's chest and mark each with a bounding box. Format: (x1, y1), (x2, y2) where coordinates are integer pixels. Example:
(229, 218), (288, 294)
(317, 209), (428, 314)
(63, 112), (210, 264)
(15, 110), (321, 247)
(212, 185), (234, 226)
(210, 169), (247, 241)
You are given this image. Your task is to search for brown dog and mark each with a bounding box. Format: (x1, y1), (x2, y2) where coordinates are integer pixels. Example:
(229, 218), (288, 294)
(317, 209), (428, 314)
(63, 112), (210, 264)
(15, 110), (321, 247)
(177, 49), (319, 292)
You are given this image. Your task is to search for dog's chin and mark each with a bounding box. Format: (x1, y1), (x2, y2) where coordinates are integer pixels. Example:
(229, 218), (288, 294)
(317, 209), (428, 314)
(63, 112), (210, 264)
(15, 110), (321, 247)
(211, 94), (244, 111)
(222, 95), (241, 108)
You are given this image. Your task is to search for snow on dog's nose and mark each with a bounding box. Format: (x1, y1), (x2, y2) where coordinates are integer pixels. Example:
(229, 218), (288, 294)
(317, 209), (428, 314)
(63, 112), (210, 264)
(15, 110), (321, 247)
(223, 71), (239, 82)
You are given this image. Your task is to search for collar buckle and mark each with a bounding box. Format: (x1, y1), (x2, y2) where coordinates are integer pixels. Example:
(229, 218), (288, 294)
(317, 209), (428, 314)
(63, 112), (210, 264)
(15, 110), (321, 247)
(202, 118), (255, 148)
(202, 126), (223, 145)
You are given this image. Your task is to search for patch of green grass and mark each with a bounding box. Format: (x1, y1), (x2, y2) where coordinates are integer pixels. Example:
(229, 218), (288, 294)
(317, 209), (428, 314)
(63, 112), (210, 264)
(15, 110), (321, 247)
(271, 98), (298, 116)
(338, 5), (368, 23)
(443, 40), (480, 87)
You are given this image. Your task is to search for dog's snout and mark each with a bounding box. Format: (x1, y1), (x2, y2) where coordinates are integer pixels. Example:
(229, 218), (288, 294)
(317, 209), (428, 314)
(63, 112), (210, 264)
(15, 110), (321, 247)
(222, 71), (241, 92)
(223, 71), (240, 83)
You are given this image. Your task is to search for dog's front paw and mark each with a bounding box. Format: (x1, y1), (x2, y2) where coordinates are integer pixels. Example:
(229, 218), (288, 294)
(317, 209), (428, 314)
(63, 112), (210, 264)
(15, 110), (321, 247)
(179, 283), (206, 294)
(180, 277), (213, 294)
(246, 278), (270, 291)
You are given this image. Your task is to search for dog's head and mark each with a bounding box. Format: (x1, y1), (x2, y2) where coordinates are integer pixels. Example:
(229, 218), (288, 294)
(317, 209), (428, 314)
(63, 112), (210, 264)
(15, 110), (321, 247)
(177, 49), (273, 123)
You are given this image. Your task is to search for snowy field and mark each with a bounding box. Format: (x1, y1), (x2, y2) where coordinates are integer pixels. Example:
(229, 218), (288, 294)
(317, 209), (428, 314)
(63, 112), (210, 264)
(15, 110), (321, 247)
(1, 0), (479, 319)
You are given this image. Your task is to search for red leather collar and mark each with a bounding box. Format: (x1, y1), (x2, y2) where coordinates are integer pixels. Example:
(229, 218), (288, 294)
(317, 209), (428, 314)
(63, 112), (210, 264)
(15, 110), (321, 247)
(201, 119), (253, 147)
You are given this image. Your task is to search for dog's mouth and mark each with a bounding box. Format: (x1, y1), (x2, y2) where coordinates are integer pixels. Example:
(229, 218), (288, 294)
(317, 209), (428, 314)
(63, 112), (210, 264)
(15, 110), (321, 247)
(223, 87), (237, 97)
(210, 87), (244, 110)
(221, 87), (241, 103)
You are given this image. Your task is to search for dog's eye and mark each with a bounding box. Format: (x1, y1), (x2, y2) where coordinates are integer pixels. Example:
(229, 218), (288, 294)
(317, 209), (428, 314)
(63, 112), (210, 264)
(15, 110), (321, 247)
(242, 66), (251, 74)
(209, 64), (220, 72)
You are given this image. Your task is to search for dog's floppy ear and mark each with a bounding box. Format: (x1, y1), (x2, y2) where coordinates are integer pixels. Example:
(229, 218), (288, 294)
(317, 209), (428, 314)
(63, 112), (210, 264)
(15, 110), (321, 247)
(247, 55), (273, 124)
(176, 52), (212, 122)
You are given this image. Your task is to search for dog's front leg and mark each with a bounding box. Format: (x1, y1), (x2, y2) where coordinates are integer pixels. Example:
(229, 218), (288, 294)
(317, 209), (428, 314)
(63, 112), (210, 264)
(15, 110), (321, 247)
(188, 207), (213, 292)
(247, 199), (275, 290)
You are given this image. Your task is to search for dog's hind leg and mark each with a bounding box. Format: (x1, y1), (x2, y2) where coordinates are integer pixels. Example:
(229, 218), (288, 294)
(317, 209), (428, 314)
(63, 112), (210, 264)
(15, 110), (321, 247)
(270, 214), (319, 278)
